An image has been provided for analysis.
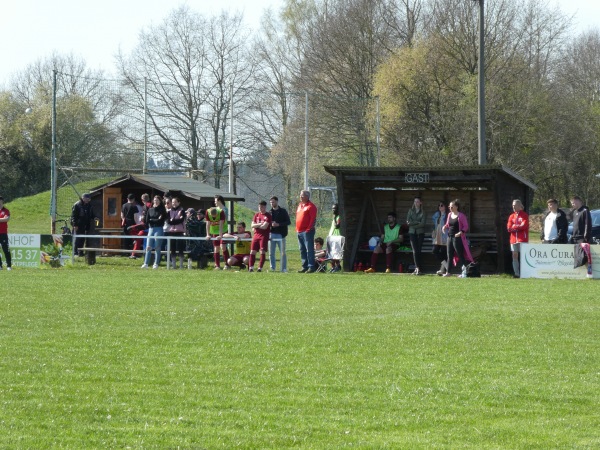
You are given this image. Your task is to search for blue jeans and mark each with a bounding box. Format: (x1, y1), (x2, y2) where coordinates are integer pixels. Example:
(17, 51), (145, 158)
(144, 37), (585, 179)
(144, 227), (164, 266)
(269, 234), (287, 271)
(297, 229), (315, 270)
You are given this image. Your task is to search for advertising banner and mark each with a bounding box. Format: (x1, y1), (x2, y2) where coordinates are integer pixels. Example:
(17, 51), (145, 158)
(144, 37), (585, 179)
(8, 234), (73, 268)
(9, 234), (41, 268)
(520, 243), (600, 279)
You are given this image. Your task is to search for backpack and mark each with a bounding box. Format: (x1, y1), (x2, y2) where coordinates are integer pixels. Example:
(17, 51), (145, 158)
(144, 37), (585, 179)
(465, 262), (481, 278)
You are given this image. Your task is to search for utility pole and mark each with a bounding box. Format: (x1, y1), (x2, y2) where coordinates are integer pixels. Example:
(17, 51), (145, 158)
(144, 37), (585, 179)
(474, 0), (487, 165)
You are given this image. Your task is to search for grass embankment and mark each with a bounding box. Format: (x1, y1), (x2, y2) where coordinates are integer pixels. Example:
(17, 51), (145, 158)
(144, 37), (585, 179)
(1, 271), (598, 448)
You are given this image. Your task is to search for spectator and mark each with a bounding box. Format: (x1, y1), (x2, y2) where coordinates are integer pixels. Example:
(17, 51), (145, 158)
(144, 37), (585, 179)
(269, 196), (290, 273)
(0, 196), (12, 271)
(249, 201), (272, 272)
(407, 196), (426, 275)
(432, 201), (449, 275)
(541, 199), (568, 244)
(129, 193), (153, 258)
(328, 203), (342, 272)
(507, 199), (529, 278)
(314, 236), (327, 269)
(223, 222), (251, 270)
(195, 209), (211, 248)
(569, 196), (592, 244)
(141, 195), (167, 269)
(141, 193), (152, 210)
(166, 197), (186, 269)
(443, 199), (474, 278)
(364, 212), (404, 274)
(71, 193), (97, 257)
(185, 208), (200, 263)
(205, 205), (227, 270)
(121, 193), (138, 249)
(296, 190), (318, 273)
(127, 213), (147, 259)
(162, 196), (172, 250)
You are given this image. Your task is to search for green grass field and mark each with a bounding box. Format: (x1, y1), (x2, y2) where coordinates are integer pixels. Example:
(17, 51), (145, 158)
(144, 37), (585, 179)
(1, 267), (598, 448)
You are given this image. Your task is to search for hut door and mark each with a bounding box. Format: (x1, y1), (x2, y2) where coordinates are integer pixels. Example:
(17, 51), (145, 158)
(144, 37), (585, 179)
(102, 188), (122, 250)
(103, 188), (122, 229)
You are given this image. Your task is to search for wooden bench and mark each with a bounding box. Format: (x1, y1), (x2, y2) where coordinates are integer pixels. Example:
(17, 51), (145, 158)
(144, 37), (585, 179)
(356, 233), (498, 270)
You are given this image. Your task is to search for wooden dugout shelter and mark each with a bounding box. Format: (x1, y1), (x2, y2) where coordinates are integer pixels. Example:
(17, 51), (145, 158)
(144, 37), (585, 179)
(324, 165), (536, 274)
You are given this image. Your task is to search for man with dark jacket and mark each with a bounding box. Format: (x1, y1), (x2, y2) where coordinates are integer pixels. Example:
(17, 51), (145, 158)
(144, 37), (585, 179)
(569, 196), (592, 244)
(269, 196), (291, 272)
(540, 199), (568, 244)
(71, 193), (96, 257)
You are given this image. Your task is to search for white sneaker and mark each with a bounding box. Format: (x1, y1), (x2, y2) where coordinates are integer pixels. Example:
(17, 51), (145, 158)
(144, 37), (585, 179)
(141, 264), (149, 269)
(6, 267), (12, 271)
(152, 264), (159, 269)
(213, 266), (222, 270)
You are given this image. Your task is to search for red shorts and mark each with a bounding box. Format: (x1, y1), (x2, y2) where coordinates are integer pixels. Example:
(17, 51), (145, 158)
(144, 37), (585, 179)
(251, 234), (269, 252)
(380, 242), (397, 252)
(231, 254), (249, 265)
(209, 234), (221, 248)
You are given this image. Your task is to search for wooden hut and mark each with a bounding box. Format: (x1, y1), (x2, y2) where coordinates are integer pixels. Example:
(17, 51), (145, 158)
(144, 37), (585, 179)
(324, 165), (536, 274)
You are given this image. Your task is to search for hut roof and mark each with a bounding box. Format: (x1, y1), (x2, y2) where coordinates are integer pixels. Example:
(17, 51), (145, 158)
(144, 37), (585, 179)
(90, 174), (245, 202)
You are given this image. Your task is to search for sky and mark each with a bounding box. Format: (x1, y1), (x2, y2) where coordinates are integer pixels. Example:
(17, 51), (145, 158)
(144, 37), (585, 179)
(0, 0), (283, 86)
(0, 0), (599, 87)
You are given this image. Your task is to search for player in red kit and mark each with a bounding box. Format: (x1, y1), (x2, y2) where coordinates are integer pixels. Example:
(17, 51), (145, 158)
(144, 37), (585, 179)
(248, 201), (272, 272)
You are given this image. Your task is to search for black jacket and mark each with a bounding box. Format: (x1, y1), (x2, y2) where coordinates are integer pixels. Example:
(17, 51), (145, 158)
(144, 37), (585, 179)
(145, 205), (167, 228)
(540, 208), (568, 243)
(270, 207), (291, 237)
(570, 206), (592, 243)
(71, 200), (95, 230)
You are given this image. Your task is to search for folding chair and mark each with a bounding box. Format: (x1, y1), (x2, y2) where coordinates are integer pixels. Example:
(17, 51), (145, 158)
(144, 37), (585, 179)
(323, 235), (345, 273)
(315, 255), (328, 272)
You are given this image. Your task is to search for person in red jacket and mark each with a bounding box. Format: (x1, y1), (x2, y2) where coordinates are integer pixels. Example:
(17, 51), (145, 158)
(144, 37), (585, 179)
(0, 196), (12, 271)
(296, 190), (318, 273)
(507, 199), (529, 278)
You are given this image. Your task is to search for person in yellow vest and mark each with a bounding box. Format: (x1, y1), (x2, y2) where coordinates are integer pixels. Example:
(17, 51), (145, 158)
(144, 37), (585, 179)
(222, 222), (251, 270)
(365, 212), (405, 273)
(205, 206), (228, 269)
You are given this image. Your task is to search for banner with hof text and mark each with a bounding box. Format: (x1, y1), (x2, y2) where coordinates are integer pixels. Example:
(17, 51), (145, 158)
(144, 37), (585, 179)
(8, 234), (73, 268)
(9, 234), (41, 268)
(520, 243), (600, 279)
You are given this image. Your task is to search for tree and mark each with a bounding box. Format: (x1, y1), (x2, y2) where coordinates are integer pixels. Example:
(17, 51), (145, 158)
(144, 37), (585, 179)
(245, 8), (305, 205)
(373, 0), (584, 198)
(117, 6), (254, 188)
(0, 55), (118, 201)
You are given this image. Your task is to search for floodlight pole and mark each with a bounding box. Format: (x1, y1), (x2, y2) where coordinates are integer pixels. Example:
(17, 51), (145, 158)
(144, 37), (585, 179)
(376, 96), (381, 167)
(228, 84), (234, 234)
(474, 0), (487, 165)
(50, 69), (58, 234)
(143, 77), (148, 174)
(304, 91), (309, 191)
(229, 84), (234, 195)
